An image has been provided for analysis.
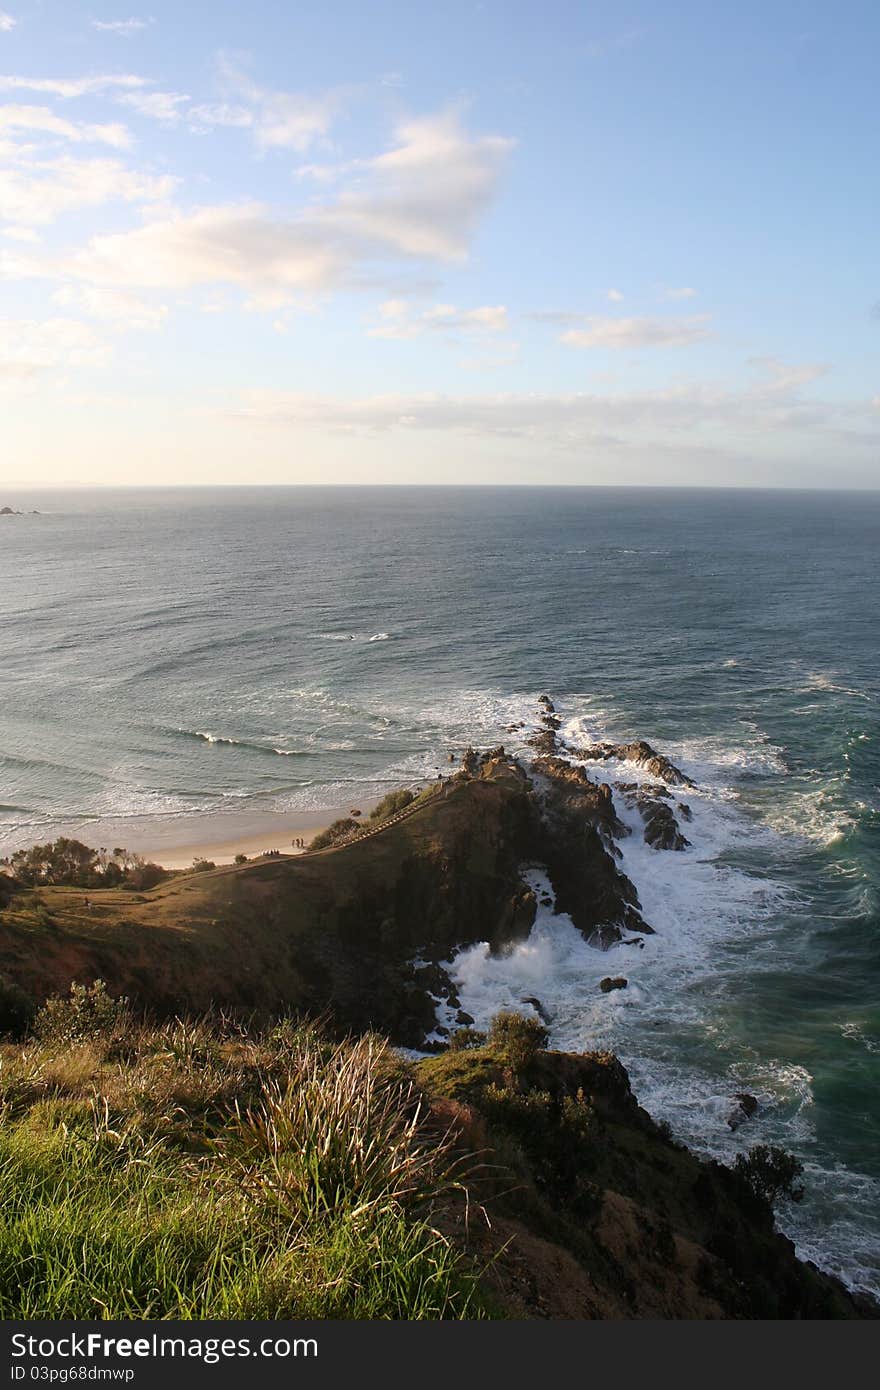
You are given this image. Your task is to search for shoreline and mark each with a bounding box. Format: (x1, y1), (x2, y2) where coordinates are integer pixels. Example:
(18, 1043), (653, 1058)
(1, 794), (395, 872)
(125, 794), (392, 868)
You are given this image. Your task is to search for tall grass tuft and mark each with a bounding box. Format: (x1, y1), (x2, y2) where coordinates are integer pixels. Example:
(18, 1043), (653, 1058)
(225, 1030), (464, 1226)
(0, 1010), (484, 1319)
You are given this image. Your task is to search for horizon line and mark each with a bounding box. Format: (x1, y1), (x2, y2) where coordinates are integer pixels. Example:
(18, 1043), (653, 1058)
(3, 481), (880, 495)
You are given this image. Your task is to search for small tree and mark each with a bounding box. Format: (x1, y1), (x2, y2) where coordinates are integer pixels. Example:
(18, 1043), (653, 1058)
(733, 1144), (805, 1208)
(488, 1010), (549, 1070)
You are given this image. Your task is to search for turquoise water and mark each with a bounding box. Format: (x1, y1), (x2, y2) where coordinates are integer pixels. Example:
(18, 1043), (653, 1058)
(1, 485), (877, 1293)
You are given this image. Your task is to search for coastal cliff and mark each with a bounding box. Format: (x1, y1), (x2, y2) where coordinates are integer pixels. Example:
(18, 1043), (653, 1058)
(0, 725), (875, 1319)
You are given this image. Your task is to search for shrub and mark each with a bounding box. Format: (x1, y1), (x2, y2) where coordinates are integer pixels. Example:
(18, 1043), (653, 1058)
(33, 980), (130, 1046)
(308, 818), (360, 852)
(234, 853), (248, 864)
(369, 789), (415, 822)
(125, 861), (167, 891)
(488, 1011), (549, 1070)
(191, 858), (216, 873)
(447, 1028), (487, 1052)
(0, 974), (36, 1038)
(732, 1145), (805, 1208)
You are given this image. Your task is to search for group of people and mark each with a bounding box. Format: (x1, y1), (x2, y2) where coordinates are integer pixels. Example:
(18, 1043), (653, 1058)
(256, 839), (307, 856)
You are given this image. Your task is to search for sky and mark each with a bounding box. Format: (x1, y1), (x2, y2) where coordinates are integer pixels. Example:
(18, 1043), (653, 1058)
(1, 0), (878, 488)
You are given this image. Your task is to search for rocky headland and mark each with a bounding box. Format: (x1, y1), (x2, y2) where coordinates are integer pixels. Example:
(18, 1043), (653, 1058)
(0, 699), (875, 1318)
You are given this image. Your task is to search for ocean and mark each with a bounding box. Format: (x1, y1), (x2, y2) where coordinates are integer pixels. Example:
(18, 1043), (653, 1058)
(1, 484), (878, 1295)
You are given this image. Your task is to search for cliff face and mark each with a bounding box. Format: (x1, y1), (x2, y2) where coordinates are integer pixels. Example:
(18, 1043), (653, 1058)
(530, 755), (650, 946)
(422, 1045), (872, 1320)
(0, 742), (875, 1319)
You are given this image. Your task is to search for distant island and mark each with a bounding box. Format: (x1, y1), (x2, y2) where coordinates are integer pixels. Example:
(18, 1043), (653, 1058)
(0, 506), (39, 516)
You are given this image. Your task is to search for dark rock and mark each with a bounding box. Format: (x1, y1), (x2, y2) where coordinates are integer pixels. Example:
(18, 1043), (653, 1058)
(600, 976), (628, 993)
(480, 745), (507, 766)
(456, 1009), (475, 1026)
(677, 801), (693, 822)
(529, 755), (652, 947)
(570, 739), (695, 788)
(538, 696), (555, 711)
(632, 789), (690, 851)
(728, 1093), (760, 1131)
(461, 746), (479, 774)
(526, 727), (558, 757)
(521, 994), (551, 1022)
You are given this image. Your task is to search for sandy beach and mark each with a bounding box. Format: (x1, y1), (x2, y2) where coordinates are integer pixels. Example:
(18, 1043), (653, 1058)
(136, 796), (389, 869)
(0, 795), (395, 872)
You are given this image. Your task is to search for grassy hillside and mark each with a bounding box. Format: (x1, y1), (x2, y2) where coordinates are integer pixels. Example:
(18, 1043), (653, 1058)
(0, 999), (483, 1319)
(0, 994), (869, 1320)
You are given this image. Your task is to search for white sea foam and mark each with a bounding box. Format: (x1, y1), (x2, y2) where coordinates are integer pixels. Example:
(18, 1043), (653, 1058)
(840, 1021), (880, 1055)
(800, 671), (872, 701)
(436, 693), (878, 1295)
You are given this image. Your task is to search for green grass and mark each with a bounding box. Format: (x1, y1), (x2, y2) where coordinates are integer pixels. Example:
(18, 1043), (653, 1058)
(0, 1008), (486, 1320)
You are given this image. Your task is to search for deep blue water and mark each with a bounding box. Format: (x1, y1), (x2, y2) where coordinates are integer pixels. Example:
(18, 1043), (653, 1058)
(1, 485), (878, 1293)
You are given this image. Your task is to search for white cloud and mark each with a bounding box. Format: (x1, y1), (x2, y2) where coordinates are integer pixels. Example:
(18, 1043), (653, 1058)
(222, 367), (877, 465)
(659, 285), (698, 300)
(91, 18), (152, 36)
(26, 109), (510, 300)
(294, 158), (360, 183)
(0, 103), (131, 148)
(606, 288), (624, 302)
(0, 154), (176, 226)
(313, 109), (514, 261)
(64, 201), (344, 291)
(561, 314), (712, 349)
(747, 356), (827, 394)
(0, 73), (148, 97)
(187, 101), (253, 134)
(251, 89), (339, 153)
(0, 316), (108, 385)
(117, 90), (189, 122)
(369, 299), (509, 339)
(196, 57), (342, 152)
(1, 224), (39, 240)
(52, 283), (167, 330)
(0, 12), (16, 32)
